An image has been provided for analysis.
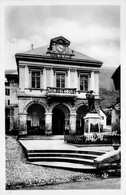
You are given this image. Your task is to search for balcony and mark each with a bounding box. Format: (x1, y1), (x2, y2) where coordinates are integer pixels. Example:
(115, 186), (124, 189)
(47, 87), (76, 95)
(46, 87), (77, 103)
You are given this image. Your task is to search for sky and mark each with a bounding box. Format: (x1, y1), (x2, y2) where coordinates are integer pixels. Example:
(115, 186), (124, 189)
(4, 5), (120, 70)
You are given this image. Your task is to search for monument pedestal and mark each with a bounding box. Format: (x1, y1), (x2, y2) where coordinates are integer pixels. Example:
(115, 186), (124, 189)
(84, 112), (102, 141)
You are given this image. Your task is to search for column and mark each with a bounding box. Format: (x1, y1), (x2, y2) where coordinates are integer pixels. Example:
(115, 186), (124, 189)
(67, 69), (70, 88)
(74, 71), (78, 89)
(69, 113), (77, 134)
(43, 68), (46, 89)
(64, 116), (70, 134)
(25, 66), (29, 88)
(83, 117), (89, 133)
(41, 68), (43, 89)
(45, 112), (53, 135)
(50, 68), (53, 87)
(18, 113), (27, 135)
(19, 67), (25, 91)
(90, 71), (95, 91)
(70, 70), (75, 88)
(94, 72), (99, 95)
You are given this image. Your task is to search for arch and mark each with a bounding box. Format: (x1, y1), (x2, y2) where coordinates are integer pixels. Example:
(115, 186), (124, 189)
(49, 102), (71, 113)
(75, 102), (87, 112)
(24, 100), (48, 113)
(76, 104), (88, 135)
(25, 101), (47, 135)
(51, 103), (70, 135)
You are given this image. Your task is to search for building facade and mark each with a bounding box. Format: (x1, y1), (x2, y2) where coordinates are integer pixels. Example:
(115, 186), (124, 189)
(15, 36), (103, 135)
(5, 71), (19, 133)
(5, 77), (10, 132)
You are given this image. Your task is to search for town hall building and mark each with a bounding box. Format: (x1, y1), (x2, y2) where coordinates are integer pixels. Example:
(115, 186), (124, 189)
(15, 36), (103, 135)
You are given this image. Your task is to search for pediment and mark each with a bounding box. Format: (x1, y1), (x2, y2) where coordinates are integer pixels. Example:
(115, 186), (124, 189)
(47, 36), (73, 58)
(50, 36), (70, 46)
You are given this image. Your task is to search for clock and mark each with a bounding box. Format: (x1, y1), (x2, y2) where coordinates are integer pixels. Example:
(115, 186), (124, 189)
(56, 44), (65, 53)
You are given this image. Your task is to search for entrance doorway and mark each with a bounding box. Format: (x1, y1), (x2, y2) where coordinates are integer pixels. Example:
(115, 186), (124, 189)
(27, 104), (45, 135)
(76, 105), (87, 135)
(52, 108), (65, 135)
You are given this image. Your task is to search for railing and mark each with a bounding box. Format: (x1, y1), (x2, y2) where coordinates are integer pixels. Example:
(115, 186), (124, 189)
(47, 87), (76, 94)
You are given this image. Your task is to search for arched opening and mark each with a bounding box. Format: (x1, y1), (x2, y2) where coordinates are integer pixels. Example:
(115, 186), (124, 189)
(76, 105), (87, 135)
(27, 104), (45, 135)
(52, 108), (65, 135)
(52, 104), (70, 135)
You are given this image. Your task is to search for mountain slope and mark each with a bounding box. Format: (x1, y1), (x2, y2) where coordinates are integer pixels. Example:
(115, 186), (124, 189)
(99, 67), (117, 91)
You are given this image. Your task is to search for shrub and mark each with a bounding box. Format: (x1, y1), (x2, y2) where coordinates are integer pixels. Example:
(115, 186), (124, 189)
(102, 134), (112, 144)
(64, 133), (112, 144)
(64, 135), (86, 144)
(112, 121), (120, 135)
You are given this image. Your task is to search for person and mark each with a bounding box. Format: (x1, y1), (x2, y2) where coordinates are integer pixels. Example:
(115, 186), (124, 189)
(86, 90), (95, 112)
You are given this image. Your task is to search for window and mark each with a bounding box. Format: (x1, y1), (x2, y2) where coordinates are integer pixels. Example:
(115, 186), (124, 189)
(56, 74), (65, 88)
(5, 88), (10, 96)
(31, 72), (40, 89)
(80, 75), (88, 91)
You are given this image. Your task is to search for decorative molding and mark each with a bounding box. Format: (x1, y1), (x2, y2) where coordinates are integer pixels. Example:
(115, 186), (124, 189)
(46, 36), (74, 59)
(19, 65), (25, 68)
(77, 70), (90, 77)
(53, 68), (68, 76)
(25, 88), (43, 92)
(94, 70), (100, 74)
(46, 51), (74, 59)
(70, 69), (75, 72)
(28, 67), (43, 74)
(45, 67), (51, 70)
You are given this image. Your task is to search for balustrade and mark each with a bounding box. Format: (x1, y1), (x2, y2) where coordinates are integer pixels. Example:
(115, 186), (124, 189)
(47, 87), (76, 95)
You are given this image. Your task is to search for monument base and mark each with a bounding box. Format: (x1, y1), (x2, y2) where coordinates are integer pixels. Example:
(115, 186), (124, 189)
(84, 112), (101, 133)
(83, 113), (102, 142)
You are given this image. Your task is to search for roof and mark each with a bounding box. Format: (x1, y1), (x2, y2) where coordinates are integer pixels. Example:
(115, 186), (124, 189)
(111, 65), (120, 79)
(111, 65), (120, 90)
(50, 36), (70, 45)
(21, 45), (102, 64)
(5, 70), (19, 83)
(100, 107), (107, 116)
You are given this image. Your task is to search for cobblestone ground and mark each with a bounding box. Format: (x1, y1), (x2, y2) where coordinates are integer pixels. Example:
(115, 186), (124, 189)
(6, 135), (100, 190)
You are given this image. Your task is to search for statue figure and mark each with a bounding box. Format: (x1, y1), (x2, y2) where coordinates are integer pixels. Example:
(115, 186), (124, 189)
(86, 90), (96, 113)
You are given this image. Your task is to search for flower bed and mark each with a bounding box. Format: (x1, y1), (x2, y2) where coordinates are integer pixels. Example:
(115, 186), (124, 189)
(64, 135), (86, 144)
(111, 121), (121, 149)
(64, 133), (112, 145)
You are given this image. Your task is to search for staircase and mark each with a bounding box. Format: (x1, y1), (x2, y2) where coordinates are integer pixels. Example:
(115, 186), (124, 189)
(26, 149), (105, 171)
(19, 136), (111, 172)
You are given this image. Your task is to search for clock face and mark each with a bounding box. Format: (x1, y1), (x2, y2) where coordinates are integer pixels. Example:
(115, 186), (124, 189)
(56, 44), (65, 53)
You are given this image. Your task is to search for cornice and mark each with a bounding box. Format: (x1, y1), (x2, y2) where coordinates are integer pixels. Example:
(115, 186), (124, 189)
(15, 53), (103, 68)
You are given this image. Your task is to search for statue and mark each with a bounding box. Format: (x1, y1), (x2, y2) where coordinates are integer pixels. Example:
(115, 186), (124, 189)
(86, 90), (96, 113)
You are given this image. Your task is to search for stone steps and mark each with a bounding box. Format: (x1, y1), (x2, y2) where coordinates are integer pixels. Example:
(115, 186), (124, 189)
(28, 156), (94, 165)
(31, 161), (97, 172)
(28, 152), (98, 160)
(26, 149), (105, 168)
(27, 149), (105, 156)
(19, 138), (111, 171)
